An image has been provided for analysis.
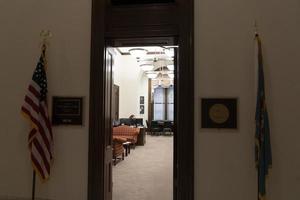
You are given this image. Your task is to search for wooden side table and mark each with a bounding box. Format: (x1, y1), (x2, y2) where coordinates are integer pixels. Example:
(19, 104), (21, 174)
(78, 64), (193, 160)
(136, 128), (146, 146)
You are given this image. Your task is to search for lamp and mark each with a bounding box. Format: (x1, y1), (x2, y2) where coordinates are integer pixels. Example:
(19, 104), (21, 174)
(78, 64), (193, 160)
(129, 48), (148, 58)
(146, 72), (158, 79)
(140, 64), (154, 71)
(167, 64), (175, 71)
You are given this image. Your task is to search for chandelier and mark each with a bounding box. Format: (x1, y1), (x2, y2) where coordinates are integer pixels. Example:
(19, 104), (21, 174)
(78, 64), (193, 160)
(146, 72), (158, 79)
(167, 64), (174, 71)
(128, 48), (148, 59)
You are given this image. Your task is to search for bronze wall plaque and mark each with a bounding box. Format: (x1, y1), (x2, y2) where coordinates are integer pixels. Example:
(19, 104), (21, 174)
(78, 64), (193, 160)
(52, 97), (83, 125)
(201, 98), (237, 129)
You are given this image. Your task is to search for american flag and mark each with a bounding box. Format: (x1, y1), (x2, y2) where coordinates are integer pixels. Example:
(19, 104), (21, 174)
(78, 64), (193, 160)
(21, 46), (53, 181)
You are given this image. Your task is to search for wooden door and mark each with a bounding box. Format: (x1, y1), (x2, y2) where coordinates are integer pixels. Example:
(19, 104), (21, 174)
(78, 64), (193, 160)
(173, 47), (178, 199)
(104, 49), (113, 200)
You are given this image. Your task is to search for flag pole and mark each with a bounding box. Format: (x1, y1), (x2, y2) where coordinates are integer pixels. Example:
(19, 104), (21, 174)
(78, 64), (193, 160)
(31, 170), (36, 200)
(30, 30), (51, 200)
(254, 20), (259, 200)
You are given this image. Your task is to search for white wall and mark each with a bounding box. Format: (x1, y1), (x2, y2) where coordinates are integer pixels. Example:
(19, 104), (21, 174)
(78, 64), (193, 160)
(0, 0), (299, 200)
(195, 0), (300, 200)
(0, 0), (91, 200)
(114, 55), (149, 123)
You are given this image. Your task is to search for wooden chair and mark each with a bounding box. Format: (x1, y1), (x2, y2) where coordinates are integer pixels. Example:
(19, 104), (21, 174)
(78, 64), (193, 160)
(163, 121), (173, 136)
(150, 120), (162, 136)
(112, 137), (126, 165)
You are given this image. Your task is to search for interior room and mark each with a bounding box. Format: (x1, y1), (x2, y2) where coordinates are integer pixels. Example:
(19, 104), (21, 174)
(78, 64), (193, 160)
(111, 46), (176, 200)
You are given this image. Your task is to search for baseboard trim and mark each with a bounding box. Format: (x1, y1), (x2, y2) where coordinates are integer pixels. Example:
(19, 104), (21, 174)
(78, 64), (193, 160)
(0, 196), (52, 200)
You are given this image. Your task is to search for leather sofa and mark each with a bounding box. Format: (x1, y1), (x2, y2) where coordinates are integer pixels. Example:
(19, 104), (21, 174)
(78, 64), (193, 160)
(113, 125), (140, 144)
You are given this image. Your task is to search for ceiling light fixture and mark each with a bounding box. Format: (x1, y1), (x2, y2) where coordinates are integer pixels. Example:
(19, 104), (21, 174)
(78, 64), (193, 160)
(167, 64), (175, 71)
(146, 72), (158, 79)
(168, 73), (175, 79)
(164, 48), (174, 58)
(140, 64), (154, 71)
(129, 48), (148, 59)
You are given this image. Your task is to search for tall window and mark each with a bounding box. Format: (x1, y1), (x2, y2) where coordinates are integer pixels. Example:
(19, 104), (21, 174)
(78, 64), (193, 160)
(153, 86), (174, 120)
(153, 86), (165, 120)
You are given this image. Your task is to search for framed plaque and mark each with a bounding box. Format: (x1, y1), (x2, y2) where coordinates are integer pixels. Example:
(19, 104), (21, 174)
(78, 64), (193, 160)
(52, 97), (83, 125)
(201, 98), (237, 129)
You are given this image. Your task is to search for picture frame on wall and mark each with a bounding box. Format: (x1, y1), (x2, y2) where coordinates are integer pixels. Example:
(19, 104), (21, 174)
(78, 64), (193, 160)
(140, 105), (145, 114)
(140, 96), (144, 105)
(201, 98), (238, 129)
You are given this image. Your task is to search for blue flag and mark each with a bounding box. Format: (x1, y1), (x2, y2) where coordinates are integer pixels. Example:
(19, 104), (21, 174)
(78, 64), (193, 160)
(255, 34), (272, 200)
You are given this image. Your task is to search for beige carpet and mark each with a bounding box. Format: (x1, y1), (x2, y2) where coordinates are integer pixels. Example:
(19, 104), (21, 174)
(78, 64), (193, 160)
(113, 135), (173, 200)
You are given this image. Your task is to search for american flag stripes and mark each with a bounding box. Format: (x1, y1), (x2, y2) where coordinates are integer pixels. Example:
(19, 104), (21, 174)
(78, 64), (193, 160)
(21, 46), (53, 181)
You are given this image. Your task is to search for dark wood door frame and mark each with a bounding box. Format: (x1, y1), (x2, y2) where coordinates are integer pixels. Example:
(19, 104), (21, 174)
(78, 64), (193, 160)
(88, 1), (194, 200)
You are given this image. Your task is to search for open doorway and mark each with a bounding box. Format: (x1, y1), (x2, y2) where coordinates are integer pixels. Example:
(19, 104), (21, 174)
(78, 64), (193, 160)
(109, 46), (177, 200)
(88, 1), (194, 200)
